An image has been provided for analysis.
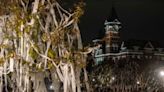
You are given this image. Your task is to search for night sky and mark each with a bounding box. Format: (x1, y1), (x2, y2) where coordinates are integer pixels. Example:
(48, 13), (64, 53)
(74, 0), (164, 45)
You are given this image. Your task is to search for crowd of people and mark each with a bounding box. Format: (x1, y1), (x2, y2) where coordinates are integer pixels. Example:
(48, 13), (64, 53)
(87, 56), (163, 92)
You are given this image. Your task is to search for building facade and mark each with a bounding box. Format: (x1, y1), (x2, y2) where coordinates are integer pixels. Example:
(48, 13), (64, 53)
(92, 7), (164, 64)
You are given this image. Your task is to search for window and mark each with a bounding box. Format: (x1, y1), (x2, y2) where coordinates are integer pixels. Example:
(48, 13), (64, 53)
(133, 46), (139, 51)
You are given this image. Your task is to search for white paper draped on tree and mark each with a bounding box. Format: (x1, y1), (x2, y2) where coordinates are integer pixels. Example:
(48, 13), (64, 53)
(0, 0), (90, 92)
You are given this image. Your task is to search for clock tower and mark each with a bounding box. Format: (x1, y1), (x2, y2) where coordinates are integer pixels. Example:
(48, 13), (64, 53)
(104, 7), (121, 53)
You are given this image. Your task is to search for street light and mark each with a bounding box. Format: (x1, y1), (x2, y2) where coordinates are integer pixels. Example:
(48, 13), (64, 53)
(137, 81), (140, 85)
(49, 85), (54, 90)
(160, 71), (164, 77)
(111, 76), (115, 80)
(109, 76), (115, 83)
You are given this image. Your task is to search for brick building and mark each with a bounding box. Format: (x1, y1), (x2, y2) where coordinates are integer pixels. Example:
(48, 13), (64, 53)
(92, 7), (164, 64)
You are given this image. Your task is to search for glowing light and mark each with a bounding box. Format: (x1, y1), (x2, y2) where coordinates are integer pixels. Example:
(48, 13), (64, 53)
(160, 71), (164, 76)
(137, 81), (140, 84)
(49, 85), (54, 90)
(111, 77), (115, 80)
(92, 78), (95, 82)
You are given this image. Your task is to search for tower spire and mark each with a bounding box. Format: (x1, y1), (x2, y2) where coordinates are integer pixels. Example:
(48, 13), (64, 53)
(108, 3), (119, 22)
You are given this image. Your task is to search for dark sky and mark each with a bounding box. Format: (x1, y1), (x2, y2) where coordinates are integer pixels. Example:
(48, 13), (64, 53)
(76, 0), (164, 45)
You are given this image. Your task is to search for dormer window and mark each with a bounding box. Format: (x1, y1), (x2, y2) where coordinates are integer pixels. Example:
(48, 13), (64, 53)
(157, 48), (163, 52)
(133, 46), (139, 51)
(144, 42), (154, 51)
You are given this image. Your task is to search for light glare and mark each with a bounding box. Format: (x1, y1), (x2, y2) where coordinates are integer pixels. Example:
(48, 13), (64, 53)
(137, 81), (140, 84)
(160, 71), (164, 76)
(49, 85), (54, 90)
(111, 77), (115, 80)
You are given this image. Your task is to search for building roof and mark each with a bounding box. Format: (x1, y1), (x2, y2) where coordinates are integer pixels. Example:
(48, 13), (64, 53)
(106, 6), (119, 22)
(123, 39), (163, 50)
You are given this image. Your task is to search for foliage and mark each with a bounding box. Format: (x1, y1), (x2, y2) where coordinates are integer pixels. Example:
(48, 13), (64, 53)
(0, 0), (89, 92)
